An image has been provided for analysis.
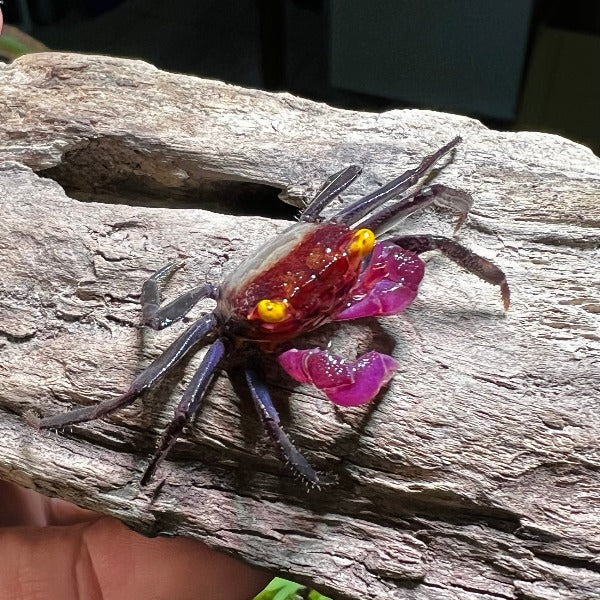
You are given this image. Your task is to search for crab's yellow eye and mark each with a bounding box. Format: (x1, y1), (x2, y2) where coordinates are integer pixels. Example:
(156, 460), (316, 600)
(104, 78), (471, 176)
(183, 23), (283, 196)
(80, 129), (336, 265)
(256, 299), (288, 323)
(349, 228), (375, 257)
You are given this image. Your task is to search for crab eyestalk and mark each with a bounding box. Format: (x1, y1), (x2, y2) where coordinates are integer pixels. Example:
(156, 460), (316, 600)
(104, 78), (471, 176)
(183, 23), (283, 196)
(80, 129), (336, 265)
(256, 299), (289, 323)
(348, 228), (376, 257)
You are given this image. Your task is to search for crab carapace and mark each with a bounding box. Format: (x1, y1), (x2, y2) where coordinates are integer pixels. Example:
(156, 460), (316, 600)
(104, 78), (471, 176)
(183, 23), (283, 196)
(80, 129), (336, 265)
(29, 137), (509, 486)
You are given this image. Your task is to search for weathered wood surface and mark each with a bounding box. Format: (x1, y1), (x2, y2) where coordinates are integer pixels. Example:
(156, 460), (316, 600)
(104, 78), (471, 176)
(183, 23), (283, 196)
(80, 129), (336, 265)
(1, 52), (600, 599)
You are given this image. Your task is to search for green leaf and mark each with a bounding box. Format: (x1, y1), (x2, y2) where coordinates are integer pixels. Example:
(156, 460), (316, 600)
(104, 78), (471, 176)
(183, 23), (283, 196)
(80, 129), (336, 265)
(253, 577), (333, 600)
(254, 578), (304, 600)
(0, 35), (33, 58)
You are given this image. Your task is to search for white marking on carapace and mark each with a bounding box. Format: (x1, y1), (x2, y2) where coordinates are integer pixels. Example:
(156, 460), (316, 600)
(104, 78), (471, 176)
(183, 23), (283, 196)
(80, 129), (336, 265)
(219, 222), (320, 315)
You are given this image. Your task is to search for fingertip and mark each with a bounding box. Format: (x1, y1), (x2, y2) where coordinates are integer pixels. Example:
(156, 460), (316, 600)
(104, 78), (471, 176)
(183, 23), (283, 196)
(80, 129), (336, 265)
(82, 518), (271, 600)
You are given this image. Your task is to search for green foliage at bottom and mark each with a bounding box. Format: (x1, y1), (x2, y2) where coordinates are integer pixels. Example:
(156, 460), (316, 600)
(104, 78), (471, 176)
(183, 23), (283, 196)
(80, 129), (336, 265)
(253, 577), (332, 600)
(0, 34), (33, 59)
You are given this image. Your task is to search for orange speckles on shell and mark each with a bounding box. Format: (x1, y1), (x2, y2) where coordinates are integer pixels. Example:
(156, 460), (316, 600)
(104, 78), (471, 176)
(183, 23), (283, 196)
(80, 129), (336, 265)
(305, 245), (336, 270)
(220, 223), (367, 342)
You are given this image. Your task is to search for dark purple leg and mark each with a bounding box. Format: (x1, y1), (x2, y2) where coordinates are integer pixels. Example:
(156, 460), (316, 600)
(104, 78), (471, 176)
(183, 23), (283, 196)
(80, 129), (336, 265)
(391, 235), (510, 310)
(141, 262), (218, 330)
(245, 368), (319, 486)
(360, 184), (472, 236)
(299, 164), (362, 223)
(141, 338), (226, 485)
(29, 314), (218, 429)
(332, 137), (462, 227)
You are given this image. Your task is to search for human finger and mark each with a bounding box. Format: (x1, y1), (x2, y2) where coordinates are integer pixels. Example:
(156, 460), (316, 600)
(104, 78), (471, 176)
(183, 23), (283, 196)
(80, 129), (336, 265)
(0, 517), (270, 600)
(0, 480), (98, 527)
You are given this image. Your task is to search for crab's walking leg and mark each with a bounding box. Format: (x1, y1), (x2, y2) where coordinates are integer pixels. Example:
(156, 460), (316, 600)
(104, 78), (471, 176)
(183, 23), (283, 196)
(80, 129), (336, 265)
(245, 368), (319, 486)
(141, 338), (226, 485)
(300, 164), (362, 223)
(392, 235), (510, 310)
(142, 261), (218, 330)
(361, 184), (473, 236)
(28, 314), (218, 429)
(333, 137), (461, 227)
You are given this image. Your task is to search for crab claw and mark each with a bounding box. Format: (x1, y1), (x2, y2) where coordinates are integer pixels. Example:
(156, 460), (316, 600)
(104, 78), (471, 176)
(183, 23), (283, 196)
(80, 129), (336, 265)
(334, 241), (425, 321)
(278, 348), (398, 407)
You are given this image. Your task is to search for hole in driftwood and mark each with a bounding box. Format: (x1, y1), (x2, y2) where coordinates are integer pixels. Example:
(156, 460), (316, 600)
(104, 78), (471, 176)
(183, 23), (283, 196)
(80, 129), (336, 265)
(39, 136), (298, 219)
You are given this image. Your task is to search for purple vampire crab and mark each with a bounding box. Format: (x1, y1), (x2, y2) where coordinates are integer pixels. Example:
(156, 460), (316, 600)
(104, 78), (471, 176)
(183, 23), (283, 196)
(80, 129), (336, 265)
(29, 137), (509, 486)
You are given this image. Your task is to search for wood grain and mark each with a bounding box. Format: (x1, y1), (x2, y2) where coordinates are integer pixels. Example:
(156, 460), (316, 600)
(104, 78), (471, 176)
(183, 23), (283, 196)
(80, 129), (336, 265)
(1, 52), (599, 599)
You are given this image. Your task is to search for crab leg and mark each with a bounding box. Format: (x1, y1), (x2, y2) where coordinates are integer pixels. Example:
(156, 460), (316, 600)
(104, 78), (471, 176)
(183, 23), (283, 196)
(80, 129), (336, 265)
(29, 314), (218, 429)
(142, 261), (218, 330)
(391, 235), (511, 310)
(141, 338), (226, 485)
(332, 137), (461, 227)
(245, 368), (319, 486)
(300, 164), (362, 223)
(360, 184), (472, 236)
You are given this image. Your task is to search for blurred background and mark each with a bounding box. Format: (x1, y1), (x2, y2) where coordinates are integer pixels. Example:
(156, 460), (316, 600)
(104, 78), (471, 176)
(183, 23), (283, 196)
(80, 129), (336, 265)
(1, 0), (599, 154)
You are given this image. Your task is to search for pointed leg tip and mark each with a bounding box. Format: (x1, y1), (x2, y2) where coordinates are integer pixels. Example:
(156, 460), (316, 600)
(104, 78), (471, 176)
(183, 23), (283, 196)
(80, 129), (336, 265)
(452, 212), (468, 237)
(24, 410), (41, 429)
(140, 466), (155, 487)
(445, 136), (462, 151)
(167, 258), (186, 271)
(307, 480), (322, 492)
(286, 457), (322, 490)
(297, 469), (321, 490)
(501, 280), (511, 312)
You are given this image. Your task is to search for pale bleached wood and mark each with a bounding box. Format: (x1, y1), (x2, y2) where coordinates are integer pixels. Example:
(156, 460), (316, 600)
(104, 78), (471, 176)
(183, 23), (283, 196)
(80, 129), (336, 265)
(1, 52), (600, 599)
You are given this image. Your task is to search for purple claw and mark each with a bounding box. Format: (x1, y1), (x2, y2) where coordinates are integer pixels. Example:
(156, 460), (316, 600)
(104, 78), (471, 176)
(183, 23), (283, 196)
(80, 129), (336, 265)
(334, 241), (425, 321)
(278, 348), (398, 406)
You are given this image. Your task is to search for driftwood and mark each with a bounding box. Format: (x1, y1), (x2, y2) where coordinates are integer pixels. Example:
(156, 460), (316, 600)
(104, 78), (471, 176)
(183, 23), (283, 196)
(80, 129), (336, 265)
(1, 52), (600, 599)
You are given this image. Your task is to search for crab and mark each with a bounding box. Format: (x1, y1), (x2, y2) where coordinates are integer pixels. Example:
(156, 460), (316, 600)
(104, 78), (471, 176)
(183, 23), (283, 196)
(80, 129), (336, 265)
(29, 137), (509, 486)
